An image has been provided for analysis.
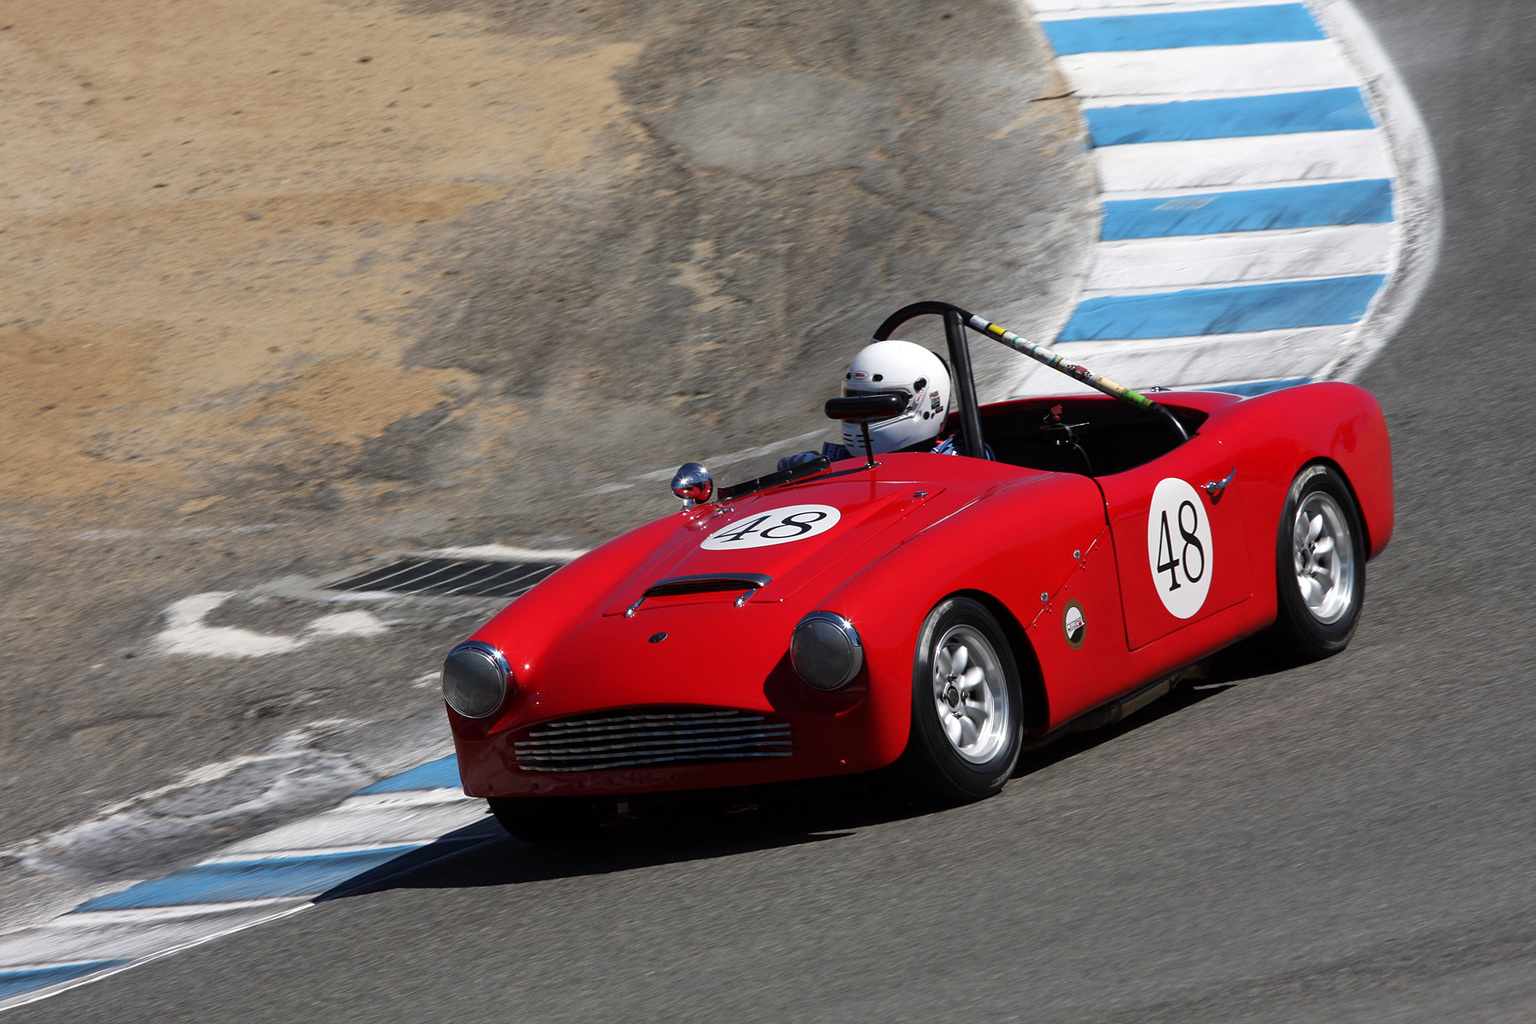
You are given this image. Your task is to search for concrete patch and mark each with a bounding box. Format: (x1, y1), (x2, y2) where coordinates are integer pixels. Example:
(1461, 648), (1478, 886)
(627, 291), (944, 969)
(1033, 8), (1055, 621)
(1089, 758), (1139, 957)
(10, 729), (374, 884)
(648, 74), (900, 181)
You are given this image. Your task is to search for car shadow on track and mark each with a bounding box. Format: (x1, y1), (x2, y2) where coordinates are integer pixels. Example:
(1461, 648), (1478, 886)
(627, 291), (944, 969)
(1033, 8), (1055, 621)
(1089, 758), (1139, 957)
(319, 645), (1276, 901)
(316, 810), (861, 903)
(317, 776), (919, 902)
(1015, 637), (1295, 777)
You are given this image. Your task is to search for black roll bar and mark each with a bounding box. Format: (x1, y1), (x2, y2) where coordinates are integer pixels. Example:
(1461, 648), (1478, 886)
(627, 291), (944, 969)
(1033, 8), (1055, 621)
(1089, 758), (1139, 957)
(871, 300), (1189, 456)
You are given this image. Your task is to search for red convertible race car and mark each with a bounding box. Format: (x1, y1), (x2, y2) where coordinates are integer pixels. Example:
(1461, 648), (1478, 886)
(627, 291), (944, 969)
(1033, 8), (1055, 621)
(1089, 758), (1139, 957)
(441, 301), (1392, 841)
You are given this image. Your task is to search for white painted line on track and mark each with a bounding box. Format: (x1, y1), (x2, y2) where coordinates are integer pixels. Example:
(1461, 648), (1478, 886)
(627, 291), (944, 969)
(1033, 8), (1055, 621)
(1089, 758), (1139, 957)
(152, 591), (388, 659)
(1307, 0), (1442, 380)
(18, 901), (300, 927)
(429, 544), (589, 562)
(0, 903), (313, 1011)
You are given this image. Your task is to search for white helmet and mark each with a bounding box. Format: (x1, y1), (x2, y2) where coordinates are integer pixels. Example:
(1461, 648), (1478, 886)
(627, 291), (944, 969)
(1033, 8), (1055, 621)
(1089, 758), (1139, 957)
(839, 340), (952, 456)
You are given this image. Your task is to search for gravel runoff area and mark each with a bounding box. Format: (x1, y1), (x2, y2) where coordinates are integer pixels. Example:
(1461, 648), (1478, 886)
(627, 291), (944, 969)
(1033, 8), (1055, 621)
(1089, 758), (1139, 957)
(0, 0), (1096, 930)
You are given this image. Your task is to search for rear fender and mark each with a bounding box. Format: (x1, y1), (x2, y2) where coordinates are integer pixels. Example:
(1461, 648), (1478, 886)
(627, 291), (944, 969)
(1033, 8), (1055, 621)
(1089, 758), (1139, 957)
(1204, 383), (1393, 630)
(1216, 382), (1392, 558)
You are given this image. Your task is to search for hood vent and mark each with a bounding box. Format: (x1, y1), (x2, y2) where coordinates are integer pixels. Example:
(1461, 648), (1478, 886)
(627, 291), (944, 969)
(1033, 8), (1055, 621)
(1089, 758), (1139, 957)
(625, 573), (771, 617)
(513, 707), (793, 772)
(644, 572), (771, 597)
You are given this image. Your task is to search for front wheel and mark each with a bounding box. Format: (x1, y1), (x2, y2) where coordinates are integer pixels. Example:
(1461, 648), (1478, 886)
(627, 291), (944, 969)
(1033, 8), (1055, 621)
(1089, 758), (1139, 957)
(1262, 463), (1366, 662)
(488, 796), (598, 845)
(898, 597), (1024, 803)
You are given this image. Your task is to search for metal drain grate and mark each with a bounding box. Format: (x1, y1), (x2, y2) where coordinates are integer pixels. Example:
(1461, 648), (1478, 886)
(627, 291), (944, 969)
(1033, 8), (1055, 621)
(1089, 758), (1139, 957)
(329, 558), (562, 599)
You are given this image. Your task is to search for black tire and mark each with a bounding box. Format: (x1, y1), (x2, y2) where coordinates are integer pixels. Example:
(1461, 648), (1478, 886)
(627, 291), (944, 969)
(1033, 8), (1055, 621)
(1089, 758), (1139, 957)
(898, 597), (1024, 803)
(1262, 463), (1366, 662)
(488, 796), (598, 845)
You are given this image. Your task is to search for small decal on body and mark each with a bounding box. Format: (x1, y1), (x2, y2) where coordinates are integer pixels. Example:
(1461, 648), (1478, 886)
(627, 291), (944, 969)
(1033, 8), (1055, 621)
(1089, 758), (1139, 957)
(1063, 600), (1086, 649)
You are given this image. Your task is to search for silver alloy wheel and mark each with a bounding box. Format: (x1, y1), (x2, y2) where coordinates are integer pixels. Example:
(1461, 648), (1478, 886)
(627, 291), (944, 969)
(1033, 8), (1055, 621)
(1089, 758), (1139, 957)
(930, 624), (1010, 764)
(1292, 491), (1356, 625)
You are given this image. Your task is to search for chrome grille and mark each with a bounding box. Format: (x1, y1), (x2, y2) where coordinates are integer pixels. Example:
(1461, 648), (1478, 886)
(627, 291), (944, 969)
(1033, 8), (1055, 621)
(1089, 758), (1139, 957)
(514, 708), (793, 773)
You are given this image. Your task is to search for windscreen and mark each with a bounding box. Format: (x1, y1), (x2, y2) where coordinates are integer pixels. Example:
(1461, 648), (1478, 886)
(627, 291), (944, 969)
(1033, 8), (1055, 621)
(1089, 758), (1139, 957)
(716, 454), (832, 502)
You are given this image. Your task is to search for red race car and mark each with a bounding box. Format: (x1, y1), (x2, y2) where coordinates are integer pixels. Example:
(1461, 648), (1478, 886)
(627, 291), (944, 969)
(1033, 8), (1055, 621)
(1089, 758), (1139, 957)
(441, 301), (1392, 841)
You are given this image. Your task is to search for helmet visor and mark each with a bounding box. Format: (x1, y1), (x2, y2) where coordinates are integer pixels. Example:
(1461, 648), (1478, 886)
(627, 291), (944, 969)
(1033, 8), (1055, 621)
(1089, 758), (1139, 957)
(839, 383), (914, 415)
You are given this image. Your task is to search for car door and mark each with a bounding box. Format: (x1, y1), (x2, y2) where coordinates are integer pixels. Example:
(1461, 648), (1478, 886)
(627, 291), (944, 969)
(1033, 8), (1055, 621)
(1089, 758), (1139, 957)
(1097, 435), (1252, 650)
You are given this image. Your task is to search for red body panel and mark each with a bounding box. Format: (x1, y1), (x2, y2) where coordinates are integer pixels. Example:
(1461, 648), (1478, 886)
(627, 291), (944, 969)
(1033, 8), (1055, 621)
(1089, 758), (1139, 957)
(447, 382), (1393, 798)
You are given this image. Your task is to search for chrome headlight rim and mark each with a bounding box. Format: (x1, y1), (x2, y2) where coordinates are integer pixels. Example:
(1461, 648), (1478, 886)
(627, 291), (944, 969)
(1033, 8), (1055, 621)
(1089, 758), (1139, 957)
(790, 611), (864, 691)
(441, 640), (512, 719)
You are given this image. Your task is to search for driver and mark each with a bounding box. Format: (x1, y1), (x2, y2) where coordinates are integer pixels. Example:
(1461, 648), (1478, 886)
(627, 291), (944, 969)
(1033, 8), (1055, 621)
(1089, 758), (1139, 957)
(780, 340), (991, 469)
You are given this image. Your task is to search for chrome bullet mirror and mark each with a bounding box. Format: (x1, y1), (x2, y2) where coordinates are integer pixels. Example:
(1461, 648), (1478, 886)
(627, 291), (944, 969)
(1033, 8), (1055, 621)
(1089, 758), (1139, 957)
(670, 462), (712, 507)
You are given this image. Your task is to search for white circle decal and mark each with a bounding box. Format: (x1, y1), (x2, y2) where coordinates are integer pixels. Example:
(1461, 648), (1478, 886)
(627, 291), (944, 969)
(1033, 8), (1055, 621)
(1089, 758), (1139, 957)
(1146, 478), (1213, 619)
(700, 504), (841, 550)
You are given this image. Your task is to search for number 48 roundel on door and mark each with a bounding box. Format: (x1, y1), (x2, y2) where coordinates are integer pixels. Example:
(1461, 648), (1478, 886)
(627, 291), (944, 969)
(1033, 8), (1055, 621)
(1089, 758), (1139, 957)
(1145, 477), (1213, 619)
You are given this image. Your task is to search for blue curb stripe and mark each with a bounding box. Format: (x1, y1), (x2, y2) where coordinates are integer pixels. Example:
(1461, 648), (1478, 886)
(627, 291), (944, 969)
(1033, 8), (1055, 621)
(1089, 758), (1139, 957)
(355, 753), (461, 794)
(1059, 275), (1387, 340)
(1086, 88), (1375, 146)
(1200, 376), (1313, 396)
(0, 961), (131, 1002)
(1102, 179), (1394, 240)
(1041, 4), (1323, 54)
(73, 846), (423, 911)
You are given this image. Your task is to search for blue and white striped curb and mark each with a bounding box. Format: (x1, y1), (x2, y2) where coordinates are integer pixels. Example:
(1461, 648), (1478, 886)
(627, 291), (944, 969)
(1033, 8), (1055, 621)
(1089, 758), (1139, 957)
(0, 754), (482, 1010)
(0, 1), (1441, 1011)
(1011, 0), (1440, 395)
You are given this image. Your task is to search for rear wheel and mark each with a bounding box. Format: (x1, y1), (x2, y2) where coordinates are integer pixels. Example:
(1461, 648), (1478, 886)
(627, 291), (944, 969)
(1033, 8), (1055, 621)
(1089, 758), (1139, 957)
(899, 597), (1024, 803)
(488, 796), (598, 845)
(1263, 463), (1366, 662)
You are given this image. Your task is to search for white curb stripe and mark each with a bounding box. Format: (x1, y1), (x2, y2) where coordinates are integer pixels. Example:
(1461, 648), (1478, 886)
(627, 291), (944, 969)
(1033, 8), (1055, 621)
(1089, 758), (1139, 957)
(1034, 0), (1303, 16)
(1011, 327), (1351, 396)
(211, 800), (485, 860)
(1086, 224), (1394, 292)
(1065, 41), (1353, 102)
(0, 902), (306, 968)
(1096, 130), (1390, 193)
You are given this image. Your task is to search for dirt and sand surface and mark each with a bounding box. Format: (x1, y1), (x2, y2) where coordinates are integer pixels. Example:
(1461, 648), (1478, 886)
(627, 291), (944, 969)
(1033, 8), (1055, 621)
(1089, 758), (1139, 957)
(0, 0), (1095, 925)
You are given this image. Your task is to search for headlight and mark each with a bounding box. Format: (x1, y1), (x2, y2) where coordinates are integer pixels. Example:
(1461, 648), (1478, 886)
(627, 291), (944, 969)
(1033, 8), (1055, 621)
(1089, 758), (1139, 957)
(790, 612), (864, 691)
(441, 641), (512, 718)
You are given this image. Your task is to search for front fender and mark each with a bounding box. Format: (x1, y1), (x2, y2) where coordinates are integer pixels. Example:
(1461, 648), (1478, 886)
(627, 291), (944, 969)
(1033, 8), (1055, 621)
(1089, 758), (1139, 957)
(809, 471), (1107, 765)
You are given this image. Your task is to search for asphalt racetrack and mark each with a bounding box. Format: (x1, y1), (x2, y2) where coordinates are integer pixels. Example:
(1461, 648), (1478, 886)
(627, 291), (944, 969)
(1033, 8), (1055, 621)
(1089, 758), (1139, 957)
(11, 0), (1536, 1021)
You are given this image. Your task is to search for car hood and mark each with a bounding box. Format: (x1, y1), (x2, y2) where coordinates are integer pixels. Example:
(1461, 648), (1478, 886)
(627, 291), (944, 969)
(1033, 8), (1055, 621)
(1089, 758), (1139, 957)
(598, 470), (955, 616)
(468, 455), (1046, 721)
